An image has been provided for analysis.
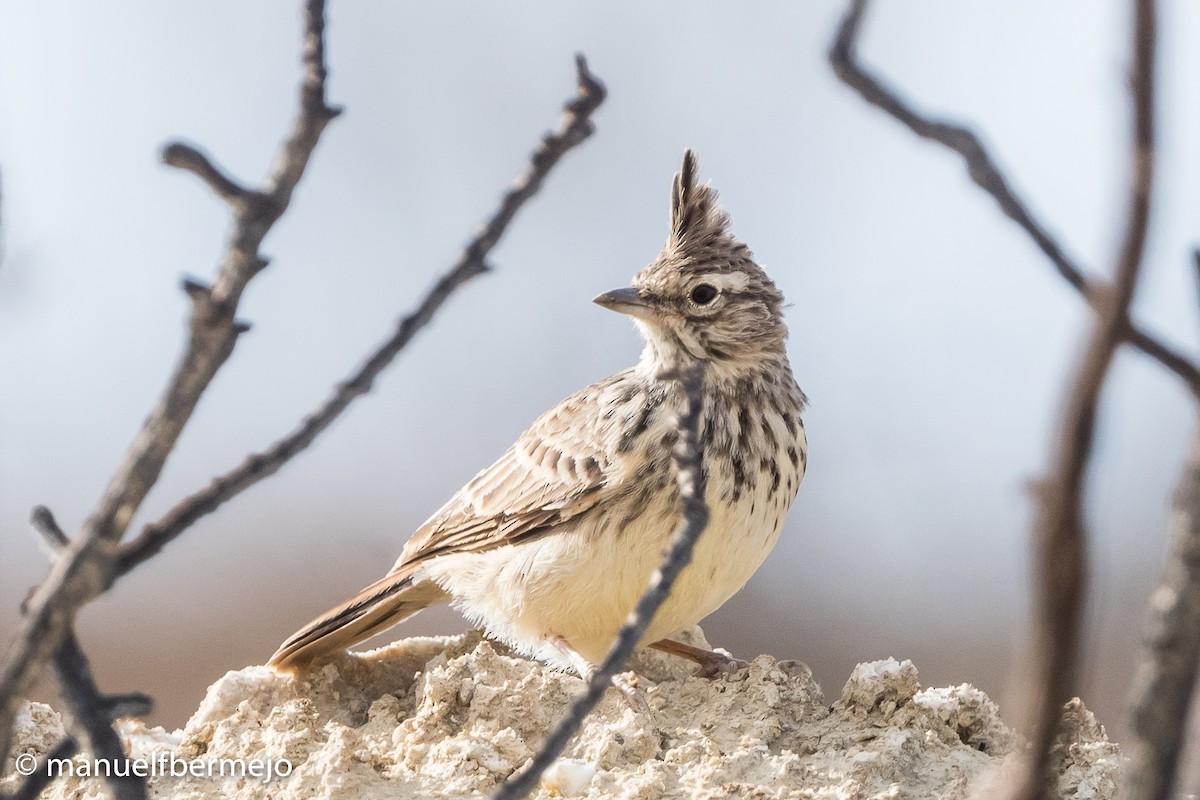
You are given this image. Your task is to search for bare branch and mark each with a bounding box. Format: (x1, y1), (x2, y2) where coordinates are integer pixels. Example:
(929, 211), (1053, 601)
(263, 0), (343, 208)
(117, 54), (607, 577)
(14, 505), (154, 800)
(1127, 424), (1200, 799)
(829, 1), (1161, 796)
(0, 0), (338, 766)
(492, 361), (710, 800)
(52, 632), (148, 800)
(1014, 3), (1157, 796)
(828, 0), (1200, 399)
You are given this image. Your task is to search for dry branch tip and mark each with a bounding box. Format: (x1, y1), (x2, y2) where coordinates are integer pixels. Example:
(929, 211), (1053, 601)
(180, 277), (212, 300)
(572, 54), (606, 106)
(160, 142), (248, 203)
(29, 506), (69, 554)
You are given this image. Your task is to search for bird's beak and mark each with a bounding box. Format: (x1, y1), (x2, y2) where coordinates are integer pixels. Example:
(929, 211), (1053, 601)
(593, 287), (655, 321)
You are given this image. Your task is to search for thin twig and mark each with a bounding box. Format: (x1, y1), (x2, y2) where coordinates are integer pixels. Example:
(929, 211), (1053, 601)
(828, 0), (1199, 399)
(1015, 3), (1156, 796)
(117, 54), (607, 576)
(12, 509), (153, 800)
(830, 1), (1159, 796)
(160, 143), (249, 203)
(1127, 424), (1200, 799)
(21, 509), (69, 614)
(29, 506), (68, 556)
(0, 0), (338, 767)
(492, 361), (710, 800)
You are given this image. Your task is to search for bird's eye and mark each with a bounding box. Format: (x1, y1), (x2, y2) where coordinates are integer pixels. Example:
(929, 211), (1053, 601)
(690, 283), (719, 306)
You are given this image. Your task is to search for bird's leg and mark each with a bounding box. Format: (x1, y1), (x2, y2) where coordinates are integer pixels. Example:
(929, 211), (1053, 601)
(650, 638), (749, 678)
(550, 636), (649, 713)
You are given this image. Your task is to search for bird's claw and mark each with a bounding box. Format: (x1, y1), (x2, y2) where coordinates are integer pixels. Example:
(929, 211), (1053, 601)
(612, 672), (651, 714)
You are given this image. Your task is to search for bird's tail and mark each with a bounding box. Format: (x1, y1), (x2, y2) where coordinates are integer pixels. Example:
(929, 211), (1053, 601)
(268, 568), (450, 671)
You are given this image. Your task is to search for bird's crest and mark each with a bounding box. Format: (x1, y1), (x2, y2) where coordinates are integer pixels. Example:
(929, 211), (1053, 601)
(667, 150), (740, 263)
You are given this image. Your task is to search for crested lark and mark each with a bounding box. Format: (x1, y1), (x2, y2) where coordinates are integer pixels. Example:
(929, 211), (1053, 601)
(269, 150), (807, 686)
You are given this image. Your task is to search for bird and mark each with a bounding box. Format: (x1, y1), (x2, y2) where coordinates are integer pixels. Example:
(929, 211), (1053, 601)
(268, 150), (808, 697)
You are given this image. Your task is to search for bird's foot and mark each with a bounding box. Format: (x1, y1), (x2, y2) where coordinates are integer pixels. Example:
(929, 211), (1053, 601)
(611, 672), (651, 714)
(551, 635), (651, 714)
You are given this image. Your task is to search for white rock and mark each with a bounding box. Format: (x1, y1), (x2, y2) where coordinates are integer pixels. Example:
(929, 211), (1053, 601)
(1, 628), (1120, 799)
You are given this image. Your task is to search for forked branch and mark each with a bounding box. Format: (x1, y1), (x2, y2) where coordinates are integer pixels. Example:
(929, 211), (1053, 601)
(117, 54), (606, 577)
(1, 31), (607, 800)
(829, 1), (1164, 797)
(829, 0), (1198, 398)
(0, 0), (339, 769)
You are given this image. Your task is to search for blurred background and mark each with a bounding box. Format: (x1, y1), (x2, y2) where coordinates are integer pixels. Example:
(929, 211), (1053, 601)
(1, 0), (1198, 768)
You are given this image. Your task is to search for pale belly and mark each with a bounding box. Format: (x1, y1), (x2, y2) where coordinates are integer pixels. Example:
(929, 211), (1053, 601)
(418, 475), (797, 669)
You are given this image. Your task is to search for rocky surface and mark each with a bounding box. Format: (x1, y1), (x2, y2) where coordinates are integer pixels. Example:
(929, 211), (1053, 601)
(2, 628), (1120, 799)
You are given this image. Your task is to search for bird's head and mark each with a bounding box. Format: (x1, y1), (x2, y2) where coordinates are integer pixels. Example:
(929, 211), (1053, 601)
(594, 150), (788, 377)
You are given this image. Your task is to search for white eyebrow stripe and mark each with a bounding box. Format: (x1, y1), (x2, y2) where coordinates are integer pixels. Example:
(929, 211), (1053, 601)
(694, 271), (751, 292)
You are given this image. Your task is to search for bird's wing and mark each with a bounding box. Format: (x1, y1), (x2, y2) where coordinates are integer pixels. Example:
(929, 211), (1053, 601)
(392, 374), (650, 571)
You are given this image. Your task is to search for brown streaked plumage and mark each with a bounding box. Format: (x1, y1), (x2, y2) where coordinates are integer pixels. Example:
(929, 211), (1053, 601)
(269, 151), (807, 693)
